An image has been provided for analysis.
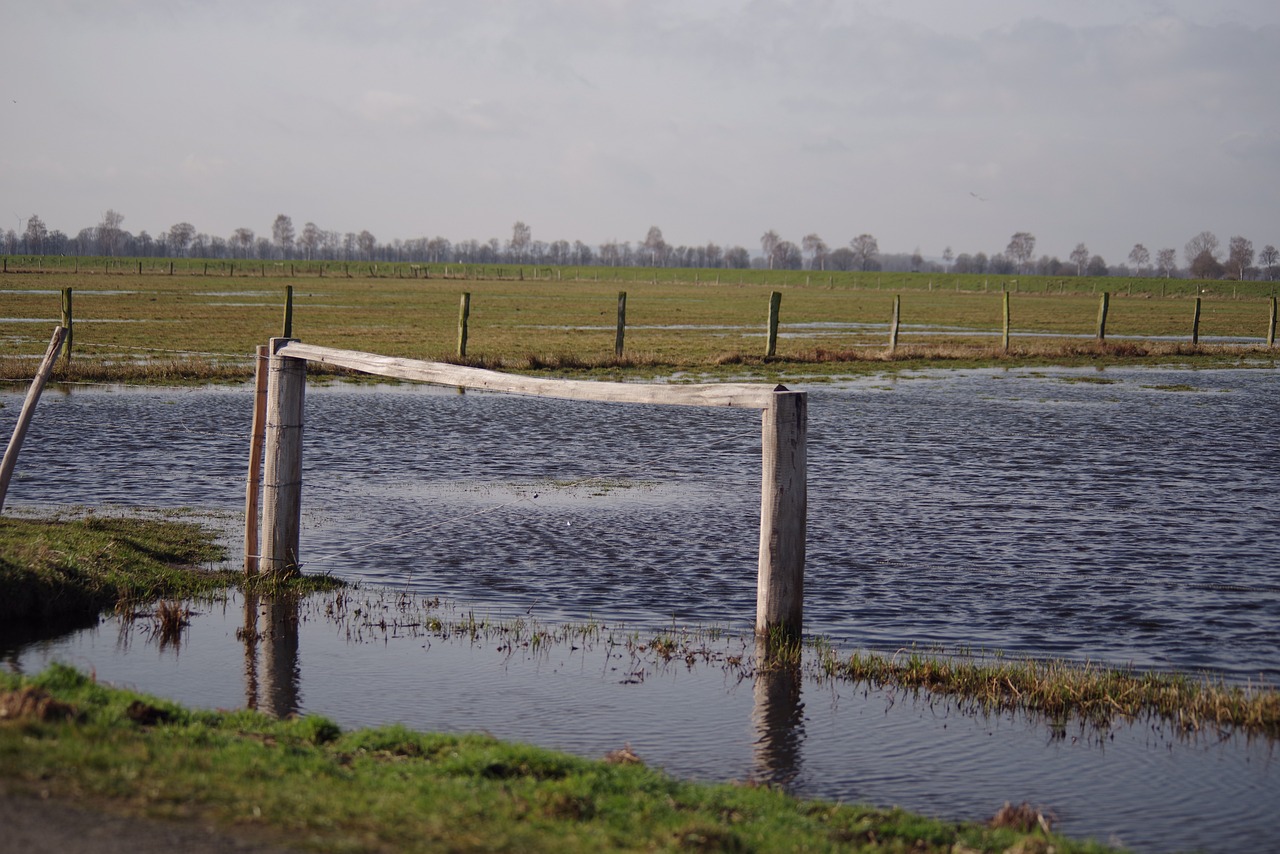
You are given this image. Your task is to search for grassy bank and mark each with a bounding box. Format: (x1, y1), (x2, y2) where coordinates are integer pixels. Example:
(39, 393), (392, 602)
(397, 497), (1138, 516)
(0, 267), (1275, 383)
(0, 663), (1113, 853)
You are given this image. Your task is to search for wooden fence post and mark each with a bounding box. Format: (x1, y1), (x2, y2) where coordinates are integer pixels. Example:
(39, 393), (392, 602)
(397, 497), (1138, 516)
(0, 327), (68, 514)
(757, 389), (807, 640)
(259, 337), (306, 578)
(1096, 292), (1110, 341)
(1268, 297), (1277, 348)
(1002, 291), (1011, 352)
(282, 285), (294, 338)
(889, 295), (901, 352)
(766, 291), (782, 357)
(1191, 297), (1202, 345)
(615, 291), (627, 358)
(457, 292), (471, 358)
(60, 288), (73, 362)
(244, 344), (270, 576)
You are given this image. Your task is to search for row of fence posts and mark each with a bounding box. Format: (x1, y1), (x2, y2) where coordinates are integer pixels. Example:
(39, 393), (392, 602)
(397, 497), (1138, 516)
(41, 286), (1280, 363)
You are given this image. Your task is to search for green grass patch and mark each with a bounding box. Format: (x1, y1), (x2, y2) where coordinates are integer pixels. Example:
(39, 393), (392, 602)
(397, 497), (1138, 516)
(0, 663), (1116, 853)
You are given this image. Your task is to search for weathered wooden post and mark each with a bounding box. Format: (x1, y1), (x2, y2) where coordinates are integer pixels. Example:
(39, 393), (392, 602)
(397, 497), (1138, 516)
(60, 288), (73, 362)
(889, 295), (901, 352)
(1268, 297), (1277, 348)
(1002, 291), (1011, 352)
(0, 327), (68, 514)
(457, 292), (471, 358)
(1096, 292), (1110, 341)
(282, 285), (294, 338)
(1191, 297), (1202, 345)
(243, 344), (270, 576)
(766, 292), (782, 357)
(615, 291), (627, 358)
(259, 337), (306, 578)
(757, 389), (806, 640)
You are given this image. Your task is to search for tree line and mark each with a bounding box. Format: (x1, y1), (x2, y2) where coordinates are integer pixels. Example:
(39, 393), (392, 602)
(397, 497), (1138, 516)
(8, 211), (1278, 281)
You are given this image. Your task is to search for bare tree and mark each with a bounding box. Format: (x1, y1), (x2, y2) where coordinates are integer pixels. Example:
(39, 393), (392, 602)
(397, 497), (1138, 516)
(1006, 232), (1036, 274)
(1156, 248), (1177, 278)
(1259, 245), (1279, 280)
(1068, 243), (1089, 276)
(299, 222), (320, 260)
(1086, 255), (1108, 277)
(643, 226), (666, 266)
(99, 209), (125, 256)
(801, 233), (828, 271)
(760, 230), (781, 270)
(1128, 244), (1150, 276)
(272, 214), (295, 259)
(1184, 231), (1219, 268)
(849, 233), (879, 271)
(1227, 236), (1254, 280)
(357, 230), (376, 260)
(232, 228), (255, 258)
(167, 222), (195, 256)
(942, 246), (953, 272)
(509, 221), (531, 262)
(24, 215), (47, 254)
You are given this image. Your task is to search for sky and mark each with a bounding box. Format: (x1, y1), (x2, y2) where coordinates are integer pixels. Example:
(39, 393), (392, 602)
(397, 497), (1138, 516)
(3, 0), (1278, 265)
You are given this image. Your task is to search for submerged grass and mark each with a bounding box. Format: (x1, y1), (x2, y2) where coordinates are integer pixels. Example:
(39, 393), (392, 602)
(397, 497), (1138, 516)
(0, 663), (1115, 853)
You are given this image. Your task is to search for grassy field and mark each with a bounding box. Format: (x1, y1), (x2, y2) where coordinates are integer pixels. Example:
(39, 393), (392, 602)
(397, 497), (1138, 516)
(1, 259), (1276, 382)
(0, 663), (1115, 853)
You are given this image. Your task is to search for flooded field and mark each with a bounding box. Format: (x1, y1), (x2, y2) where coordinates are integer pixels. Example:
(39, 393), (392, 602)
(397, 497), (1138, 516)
(3, 366), (1278, 852)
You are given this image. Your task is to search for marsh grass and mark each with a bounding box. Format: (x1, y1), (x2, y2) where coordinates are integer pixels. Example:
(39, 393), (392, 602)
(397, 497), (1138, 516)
(0, 663), (1114, 853)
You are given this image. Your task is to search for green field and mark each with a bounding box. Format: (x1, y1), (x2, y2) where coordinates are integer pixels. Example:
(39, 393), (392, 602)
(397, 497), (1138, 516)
(1, 257), (1277, 382)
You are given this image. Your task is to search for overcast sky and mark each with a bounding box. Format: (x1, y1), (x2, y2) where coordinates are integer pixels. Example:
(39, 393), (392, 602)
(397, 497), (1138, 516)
(4, 1), (1277, 264)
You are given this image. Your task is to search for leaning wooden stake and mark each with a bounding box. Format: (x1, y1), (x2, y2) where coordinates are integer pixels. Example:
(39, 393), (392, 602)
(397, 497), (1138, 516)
(615, 291), (627, 358)
(0, 326), (68, 514)
(282, 286), (294, 339)
(888, 295), (901, 352)
(259, 338), (306, 578)
(757, 389), (807, 640)
(243, 344), (270, 576)
(457, 292), (471, 358)
(766, 291), (782, 357)
(1267, 297), (1277, 348)
(1096, 292), (1110, 341)
(60, 288), (73, 362)
(1191, 297), (1202, 345)
(1002, 291), (1011, 352)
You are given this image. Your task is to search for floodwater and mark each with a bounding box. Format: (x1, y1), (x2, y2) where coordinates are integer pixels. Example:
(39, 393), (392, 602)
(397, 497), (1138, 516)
(3, 367), (1278, 852)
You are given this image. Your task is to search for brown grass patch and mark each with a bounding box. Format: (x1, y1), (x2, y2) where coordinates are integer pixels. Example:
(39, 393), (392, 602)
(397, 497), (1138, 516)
(0, 686), (78, 723)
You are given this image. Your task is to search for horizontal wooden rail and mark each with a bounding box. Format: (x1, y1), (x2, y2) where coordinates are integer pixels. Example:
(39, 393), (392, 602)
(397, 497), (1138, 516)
(276, 342), (783, 409)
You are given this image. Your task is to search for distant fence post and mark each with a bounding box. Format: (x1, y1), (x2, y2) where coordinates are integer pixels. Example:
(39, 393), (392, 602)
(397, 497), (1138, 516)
(615, 291), (627, 358)
(757, 389), (807, 640)
(1002, 291), (1011, 352)
(1096, 292), (1110, 341)
(889, 294), (901, 352)
(1191, 297), (1202, 345)
(282, 285), (294, 338)
(766, 292), (782, 357)
(244, 344), (270, 576)
(259, 337), (306, 579)
(60, 288), (73, 362)
(1267, 297), (1276, 348)
(0, 326), (68, 514)
(457, 293), (471, 358)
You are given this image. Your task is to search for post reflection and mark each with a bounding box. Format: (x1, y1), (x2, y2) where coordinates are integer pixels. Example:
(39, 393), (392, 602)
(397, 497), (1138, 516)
(751, 638), (805, 787)
(240, 592), (301, 718)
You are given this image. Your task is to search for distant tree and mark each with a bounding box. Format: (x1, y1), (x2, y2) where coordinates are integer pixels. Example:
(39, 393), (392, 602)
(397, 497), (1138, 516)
(254, 236), (272, 260)
(298, 222), (320, 260)
(952, 253), (973, 274)
(1189, 250), (1224, 280)
(1184, 231), (1219, 268)
(802, 233), (828, 270)
(573, 240), (593, 266)
(703, 242), (723, 268)
(24, 215), (47, 254)
(1069, 243), (1089, 276)
(723, 246), (751, 269)
(989, 252), (1016, 275)
(910, 247), (923, 272)
(760, 230), (781, 270)
(509, 221), (532, 262)
(168, 222), (195, 256)
(137, 230), (153, 256)
(643, 226), (666, 266)
(1227, 236), (1254, 280)
(1006, 232), (1036, 273)
(972, 251), (989, 274)
(1086, 255), (1108, 277)
(942, 246), (954, 272)
(232, 227), (254, 258)
(1259, 244), (1279, 280)
(99, 209), (125, 256)
(272, 214), (295, 259)
(849, 233), (879, 271)
(1156, 248), (1177, 278)
(1128, 244), (1150, 276)
(772, 240), (803, 270)
(357, 230), (376, 260)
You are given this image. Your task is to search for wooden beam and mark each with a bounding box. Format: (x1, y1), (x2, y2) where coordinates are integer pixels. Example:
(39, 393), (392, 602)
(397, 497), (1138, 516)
(756, 390), (807, 638)
(243, 344), (269, 576)
(276, 342), (781, 409)
(259, 338), (306, 578)
(0, 326), (68, 514)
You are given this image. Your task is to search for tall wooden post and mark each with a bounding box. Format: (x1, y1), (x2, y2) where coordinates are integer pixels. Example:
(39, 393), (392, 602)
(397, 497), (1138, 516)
(888, 295), (901, 352)
(1096, 292), (1110, 341)
(757, 389), (806, 639)
(260, 337), (305, 578)
(243, 344), (270, 576)
(1002, 291), (1011, 352)
(1191, 297), (1202, 345)
(457, 292), (471, 358)
(282, 286), (294, 338)
(766, 292), (782, 357)
(60, 288), (73, 362)
(1268, 297), (1277, 348)
(615, 291), (627, 358)
(0, 327), (68, 514)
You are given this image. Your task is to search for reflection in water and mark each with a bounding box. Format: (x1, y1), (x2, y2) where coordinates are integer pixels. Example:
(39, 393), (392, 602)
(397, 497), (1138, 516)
(240, 593), (301, 718)
(751, 640), (805, 786)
